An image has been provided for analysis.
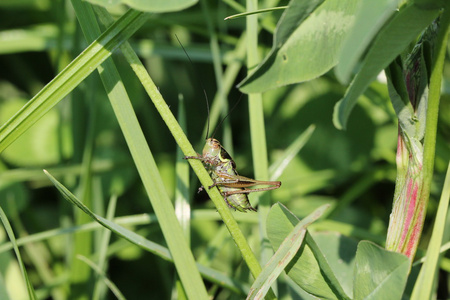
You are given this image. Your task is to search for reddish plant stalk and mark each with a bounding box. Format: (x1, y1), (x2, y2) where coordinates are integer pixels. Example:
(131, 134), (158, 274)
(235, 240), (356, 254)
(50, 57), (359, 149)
(386, 132), (424, 258)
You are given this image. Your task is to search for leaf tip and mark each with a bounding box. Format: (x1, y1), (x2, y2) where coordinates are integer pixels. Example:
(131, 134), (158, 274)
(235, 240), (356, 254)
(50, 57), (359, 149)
(332, 100), (347, 130)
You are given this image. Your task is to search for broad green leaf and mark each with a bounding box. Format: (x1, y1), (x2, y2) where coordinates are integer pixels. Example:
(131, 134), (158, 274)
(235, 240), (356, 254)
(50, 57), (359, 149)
(353, 241), (409, 300)
(335, 0), (398, 83)
(385, 60), (416, 138)
(311, 232), (358, 298)
(85, 0), (197, 13)
(247, 204), (329, 300)
(333, 4), (439, 129)
(267, 203), (349, 300)
(239, 0), (358, 93)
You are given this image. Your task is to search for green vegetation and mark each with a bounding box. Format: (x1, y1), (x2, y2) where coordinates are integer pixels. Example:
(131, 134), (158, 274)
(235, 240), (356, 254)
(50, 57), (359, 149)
(0, 0), (449, 299)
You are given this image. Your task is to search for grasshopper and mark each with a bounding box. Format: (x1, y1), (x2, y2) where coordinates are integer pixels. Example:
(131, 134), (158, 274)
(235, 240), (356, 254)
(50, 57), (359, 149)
(176, 35), (281, 212)
(185, 138), (281, 212)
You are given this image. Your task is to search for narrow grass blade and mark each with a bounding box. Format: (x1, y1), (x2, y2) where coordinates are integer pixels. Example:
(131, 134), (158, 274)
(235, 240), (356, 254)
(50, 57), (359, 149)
(411, 162), (450, 299)
(77, 255), (126, 300)
(93, 195), (118, 300)
(0, 211), (258, 255)
(245, 1), (275, 285)
(175, 95), (191, 241)
(0, 206), (37, 300)
(173, 95), (191, 300)
(224, 6), (287, 20)
(269, 124), (315, 181)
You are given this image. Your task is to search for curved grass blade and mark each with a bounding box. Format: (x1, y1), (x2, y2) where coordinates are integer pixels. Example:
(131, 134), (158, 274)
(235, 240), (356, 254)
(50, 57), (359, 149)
(224, 6), (287, 20)
(44, 170), (247, 296)
(0, 206), (37, 300)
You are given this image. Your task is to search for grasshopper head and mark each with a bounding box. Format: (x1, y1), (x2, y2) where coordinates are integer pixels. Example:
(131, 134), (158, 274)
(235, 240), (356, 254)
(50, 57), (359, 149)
(203, 138), (221, 158)
(203, 138), (235, 167)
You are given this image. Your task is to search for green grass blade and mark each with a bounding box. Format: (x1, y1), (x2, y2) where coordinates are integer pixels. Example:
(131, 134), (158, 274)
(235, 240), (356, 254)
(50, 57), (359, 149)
(0, 9), (149, 153)
(0, 206), (37, 300)
(0, 211), (259, 254)
(246, 0), (271, 265)
(73, 3), (209, 299)
(224, 6), (287, 20)
(269, 124), (315, 181)
(411, 162), (450, 299)
(93, 195), (118, 300)
(175, 95), (191, 241)
(77, 255), (126, 300)
(173, 95), (191, 299)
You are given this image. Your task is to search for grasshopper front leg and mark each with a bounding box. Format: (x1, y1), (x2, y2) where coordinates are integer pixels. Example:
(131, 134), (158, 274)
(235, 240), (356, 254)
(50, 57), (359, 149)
(185, 154), (217, 193)
(184, 154), (203, 160)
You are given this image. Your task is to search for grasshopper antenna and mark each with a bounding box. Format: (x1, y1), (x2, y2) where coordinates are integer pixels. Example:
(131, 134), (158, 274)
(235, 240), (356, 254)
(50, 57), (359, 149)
(211, 93), (244, 139)
(175, 35), (210, 141)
